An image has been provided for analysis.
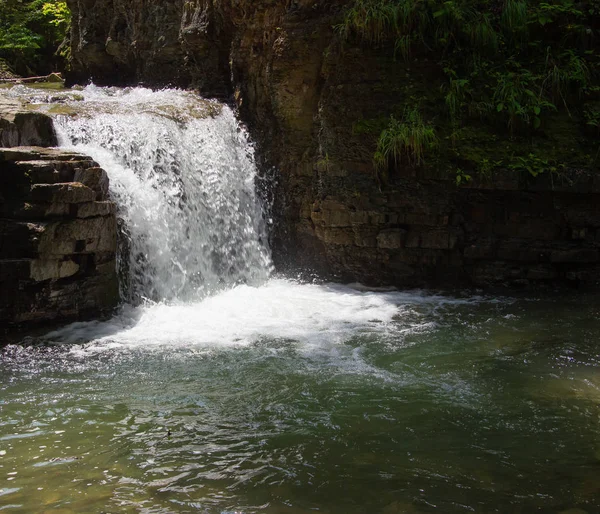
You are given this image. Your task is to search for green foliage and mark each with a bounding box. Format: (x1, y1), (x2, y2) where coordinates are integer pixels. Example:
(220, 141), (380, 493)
(41, 1), (70, 31)
(341, 0), (600, 182)
(508, 153), (559, 177)
(544, 48), (591, 110)
(443, 71), (470, 126)
(583, 105), (600, 132)
(477, 158), (502, 179)
(335, 0), (427, 60)
(533, 1), (583, 27)
(492, 67), (557, 132)
(454, 167), (472, 185)
(0, 0), (71, 74)
(336, 0), (405, 45)
(467, 13), (498, 52)
(394, 34), (412, 61)
(374, 108), (437, 172)
(0, 25), (42, 54)
(341, 0), (600, 138)
(501, 0), (528, 39)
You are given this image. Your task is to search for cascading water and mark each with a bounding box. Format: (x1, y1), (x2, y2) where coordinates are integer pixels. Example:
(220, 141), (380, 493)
(1, 85), (599, 513)
(6, 84), (424, 347)
(53, 86), (272, 303)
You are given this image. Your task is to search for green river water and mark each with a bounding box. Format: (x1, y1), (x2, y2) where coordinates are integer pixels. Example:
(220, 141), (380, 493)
(1, 285), (599, 514)
(1, 85), (599, 513)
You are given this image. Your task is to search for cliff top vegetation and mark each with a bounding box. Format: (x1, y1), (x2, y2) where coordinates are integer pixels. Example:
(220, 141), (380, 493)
(0, 0), (70, 76)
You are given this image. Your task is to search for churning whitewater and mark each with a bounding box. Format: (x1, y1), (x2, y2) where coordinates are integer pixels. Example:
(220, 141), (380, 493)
(3, 87), (599, 514)
(53, 86), (272, 303)
(33, 85), (474, 348)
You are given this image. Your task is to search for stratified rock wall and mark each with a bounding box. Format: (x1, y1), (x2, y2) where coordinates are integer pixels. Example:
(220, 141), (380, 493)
(0, 147), (119, 332)
(66, 0), (600, 289)
(68, 0), (231, 95)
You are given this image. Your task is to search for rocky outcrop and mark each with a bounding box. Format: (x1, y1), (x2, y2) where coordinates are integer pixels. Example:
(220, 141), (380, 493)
(65, 0), (600, 289)
(0, 96), (58, 147)
(0, 147), (119, 332)
(67, 0), (231, 96)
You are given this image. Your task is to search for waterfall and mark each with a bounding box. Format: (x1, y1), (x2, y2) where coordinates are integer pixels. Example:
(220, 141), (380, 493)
(53, 86), (273, 304)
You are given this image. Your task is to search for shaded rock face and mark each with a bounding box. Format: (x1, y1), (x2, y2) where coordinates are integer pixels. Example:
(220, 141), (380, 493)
(0, 97), (58, 147)
(0, 147), (119, 332)
(66, 0), (600, 289)
(68, 0), (231, 96)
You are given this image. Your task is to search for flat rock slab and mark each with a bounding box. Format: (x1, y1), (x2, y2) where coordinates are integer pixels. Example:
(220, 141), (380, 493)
(0, 96), (25, 122)
(0, 147), (91, 162)
(31, 183), (96, 204)
(0, 94), (57, 146)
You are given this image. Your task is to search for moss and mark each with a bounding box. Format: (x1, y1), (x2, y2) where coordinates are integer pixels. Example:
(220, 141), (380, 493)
(46, 105), (78, 116)
(338, 0), (600, 185)
(352, 116), (389, 136)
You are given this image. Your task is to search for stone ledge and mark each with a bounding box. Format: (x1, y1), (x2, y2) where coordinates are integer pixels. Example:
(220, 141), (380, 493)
(0, 109), (57, 148)
(0, 146), (119, 332)
(31, 183), (96, 204)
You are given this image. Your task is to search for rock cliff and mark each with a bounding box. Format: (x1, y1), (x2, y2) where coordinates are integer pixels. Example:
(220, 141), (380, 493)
(68, 0), (231, 96)
(0, 139), (119, 333)
(66, 0), (600, 289)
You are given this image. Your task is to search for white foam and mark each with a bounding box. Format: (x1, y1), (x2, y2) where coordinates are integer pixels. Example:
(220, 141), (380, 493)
(53, 86), (272, 303)
(44, 279), (464, 349)
(35, 87), (488, 363)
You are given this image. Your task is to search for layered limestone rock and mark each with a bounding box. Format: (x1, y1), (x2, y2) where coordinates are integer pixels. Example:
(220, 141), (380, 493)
(66, 0), (600, 289)
(0, 96), (58, 147)
(0, 147), (119, 332)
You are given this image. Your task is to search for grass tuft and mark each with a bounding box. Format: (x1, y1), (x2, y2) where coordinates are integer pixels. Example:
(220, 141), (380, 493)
(374, 108), (437, 171)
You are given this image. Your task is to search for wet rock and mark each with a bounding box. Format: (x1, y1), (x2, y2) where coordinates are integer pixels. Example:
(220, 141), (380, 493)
(30, 259), (80, 281)
(0, 97), (57, 147)
(64, 0), (600, 290)
(76, 201), (116, 219)
(74, 167), (109, 200)
(67, 0), (231, 96)
(39, 216), (118, 255)
(31, 183), (96, 204)
(0, 147), (118, 333)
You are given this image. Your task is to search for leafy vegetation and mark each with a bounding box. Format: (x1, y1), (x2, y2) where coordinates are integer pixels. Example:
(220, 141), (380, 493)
(454, 167), (472, 185)
(374, 108), (437, 180)
(338, 0), (600, 184)
(507, 152), (561, 177)
(0, 0), (71, 76)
